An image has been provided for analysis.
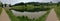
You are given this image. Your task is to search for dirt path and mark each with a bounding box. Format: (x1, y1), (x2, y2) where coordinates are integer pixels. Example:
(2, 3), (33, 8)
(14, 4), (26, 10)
(46, 8), (59, 21)
(0, 8), (11, 21)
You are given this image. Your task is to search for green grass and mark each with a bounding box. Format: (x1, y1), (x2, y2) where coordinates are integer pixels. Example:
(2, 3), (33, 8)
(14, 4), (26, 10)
(5, 8), (20, 21)
(36, 10), (50, 21)
(17, 16), (34, 21)
(55, 6), (60, 20)
(0, 7), (2, 15)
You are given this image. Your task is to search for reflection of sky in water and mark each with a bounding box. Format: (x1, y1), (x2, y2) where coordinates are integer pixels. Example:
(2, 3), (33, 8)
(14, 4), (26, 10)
(0, 0), (59, 5)
(11, 10), (47, 19)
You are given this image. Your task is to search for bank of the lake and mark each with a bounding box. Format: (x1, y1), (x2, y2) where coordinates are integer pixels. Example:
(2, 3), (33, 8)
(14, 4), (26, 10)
(0, 7), (2, 15)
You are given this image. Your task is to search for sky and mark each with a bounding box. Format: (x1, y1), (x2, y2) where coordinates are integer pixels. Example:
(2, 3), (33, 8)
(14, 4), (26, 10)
(0, 0), (60, 5)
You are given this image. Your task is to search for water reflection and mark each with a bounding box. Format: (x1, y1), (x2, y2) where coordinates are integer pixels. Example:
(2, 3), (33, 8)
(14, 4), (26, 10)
(11, 10), (47, 19)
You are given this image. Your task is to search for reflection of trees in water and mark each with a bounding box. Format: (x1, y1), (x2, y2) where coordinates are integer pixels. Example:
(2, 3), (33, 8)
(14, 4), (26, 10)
(13, 6), (50, 12)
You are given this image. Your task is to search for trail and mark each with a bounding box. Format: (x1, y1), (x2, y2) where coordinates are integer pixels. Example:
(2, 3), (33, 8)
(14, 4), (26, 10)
(46, 8), (59, 21)
(0, 8), (11, 21)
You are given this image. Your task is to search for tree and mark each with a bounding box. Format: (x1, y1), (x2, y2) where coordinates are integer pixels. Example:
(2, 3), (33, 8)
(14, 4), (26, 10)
(9, 4), (12, 7)
(57, 2), (60, 6)
(0, 1), (3, 7)
(50, 1), (52, 4)
(13, 2), (25, 6)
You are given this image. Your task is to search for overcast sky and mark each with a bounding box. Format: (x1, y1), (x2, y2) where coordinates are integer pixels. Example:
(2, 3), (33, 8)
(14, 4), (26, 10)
(0, 0), (60, 5)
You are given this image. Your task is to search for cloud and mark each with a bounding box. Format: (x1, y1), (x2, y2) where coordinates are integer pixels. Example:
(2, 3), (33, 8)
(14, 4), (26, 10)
(0, 0), (59, 5)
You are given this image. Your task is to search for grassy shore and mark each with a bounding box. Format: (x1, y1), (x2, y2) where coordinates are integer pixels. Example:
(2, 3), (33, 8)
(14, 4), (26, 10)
(5, 8), (20, 21)
(55, 6), (60, 20)
(36, 9), (50, 21)
(0, 7), (2, 15)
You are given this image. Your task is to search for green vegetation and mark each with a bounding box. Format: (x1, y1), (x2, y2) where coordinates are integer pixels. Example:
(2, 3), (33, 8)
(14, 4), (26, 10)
(54, 2), (60, 20)
(0, 7), (2, 15)
(0, 2), (2, 14)
(55, 6), (60, 20)
(11, 2), (55, 12)
(36, 10), (50, 21)
(3, 2), (58, 21)
(12, 5), (50, 12)
(17, 16), (35, 21)
(0, 4), (2, 7)
(16, 10), (50, 21)
(4, 7), (50, 21)
(0, 2), (2, 7)
(5, 8), (20, 21)
(12, 6), (25, 12)
(8, 2), (53, 21)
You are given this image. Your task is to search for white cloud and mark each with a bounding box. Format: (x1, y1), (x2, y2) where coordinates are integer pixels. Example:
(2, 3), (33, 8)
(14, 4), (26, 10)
(0, 0), (59, 5)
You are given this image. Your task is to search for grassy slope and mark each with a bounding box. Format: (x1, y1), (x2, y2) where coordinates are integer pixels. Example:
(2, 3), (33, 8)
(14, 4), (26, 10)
(36, 10), (50, 21)
(0, 7), (2, 15)
(5, 8), (20, 21)
(55, 6), (60, 20)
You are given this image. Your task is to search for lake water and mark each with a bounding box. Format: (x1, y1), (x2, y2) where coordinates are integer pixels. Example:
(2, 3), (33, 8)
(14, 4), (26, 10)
(11, 10), (47, 19)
